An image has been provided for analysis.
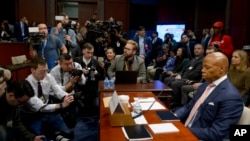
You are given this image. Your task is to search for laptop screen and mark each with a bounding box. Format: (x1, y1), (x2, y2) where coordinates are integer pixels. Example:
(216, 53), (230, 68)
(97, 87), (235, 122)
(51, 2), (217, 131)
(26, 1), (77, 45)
(115, 71), (138, 84)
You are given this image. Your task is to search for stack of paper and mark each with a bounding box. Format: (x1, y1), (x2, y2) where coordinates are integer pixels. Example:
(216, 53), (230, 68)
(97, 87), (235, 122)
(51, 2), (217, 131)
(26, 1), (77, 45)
(148, 123), (179, 134)
(133, 97), (166, 110)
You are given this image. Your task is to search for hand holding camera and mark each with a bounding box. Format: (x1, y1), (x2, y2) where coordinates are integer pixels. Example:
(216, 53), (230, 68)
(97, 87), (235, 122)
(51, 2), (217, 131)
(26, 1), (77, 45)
(82, 67), (90, 74)
(64, 34), (72, 42)
(62, 94), (74, 108)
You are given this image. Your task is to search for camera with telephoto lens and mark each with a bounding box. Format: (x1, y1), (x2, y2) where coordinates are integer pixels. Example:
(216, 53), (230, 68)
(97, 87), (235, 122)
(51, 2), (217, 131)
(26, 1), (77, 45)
(63, 20), (76, 34)
(88, 66), (96, 81)
(71, 69), (83, 77)
(73, 91), (85, 108)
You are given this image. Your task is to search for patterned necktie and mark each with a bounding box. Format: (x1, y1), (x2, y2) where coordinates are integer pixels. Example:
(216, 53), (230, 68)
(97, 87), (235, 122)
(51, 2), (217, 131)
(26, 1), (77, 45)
(184, 83), (215, 127)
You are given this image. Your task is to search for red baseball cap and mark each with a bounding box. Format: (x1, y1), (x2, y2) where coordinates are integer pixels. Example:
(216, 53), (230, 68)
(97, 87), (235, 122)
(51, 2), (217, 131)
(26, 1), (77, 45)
(213, 21), (224, 28)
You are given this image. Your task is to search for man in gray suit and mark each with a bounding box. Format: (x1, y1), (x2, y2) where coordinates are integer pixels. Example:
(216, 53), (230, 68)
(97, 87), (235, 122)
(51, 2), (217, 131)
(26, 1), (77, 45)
(107, 40), (146, 82)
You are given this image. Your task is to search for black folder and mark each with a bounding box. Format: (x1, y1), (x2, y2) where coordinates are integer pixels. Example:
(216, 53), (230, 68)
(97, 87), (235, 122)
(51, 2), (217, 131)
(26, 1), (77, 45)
(156, 110), (180, 121)
(122, 125), (153, 140)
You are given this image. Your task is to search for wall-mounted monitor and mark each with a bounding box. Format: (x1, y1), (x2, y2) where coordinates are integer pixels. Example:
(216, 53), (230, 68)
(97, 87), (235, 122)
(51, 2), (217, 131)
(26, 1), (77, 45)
(156, 24), (185, 42)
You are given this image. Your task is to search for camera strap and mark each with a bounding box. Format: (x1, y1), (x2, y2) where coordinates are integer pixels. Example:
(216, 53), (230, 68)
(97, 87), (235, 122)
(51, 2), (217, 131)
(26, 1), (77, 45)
(60, 62), (76, 85)
(41, 39), (47, 58)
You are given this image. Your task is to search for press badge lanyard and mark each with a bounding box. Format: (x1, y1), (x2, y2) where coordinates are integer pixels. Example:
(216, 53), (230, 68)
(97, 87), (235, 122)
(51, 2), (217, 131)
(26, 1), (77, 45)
(41, 39), (47, 59)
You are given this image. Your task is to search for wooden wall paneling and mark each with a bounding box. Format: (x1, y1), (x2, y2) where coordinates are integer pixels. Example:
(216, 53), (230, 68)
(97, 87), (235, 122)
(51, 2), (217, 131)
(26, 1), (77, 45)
(229, 0), (250, 49)
(78, 2), (97, 26)
(157, 0), (195, 30)
(46, 0), (57, 27)
(59, 0), (97, 2)
(104, 0), (130, 32)
(0, 43), (29, 66)
(16, 0), (46, 25)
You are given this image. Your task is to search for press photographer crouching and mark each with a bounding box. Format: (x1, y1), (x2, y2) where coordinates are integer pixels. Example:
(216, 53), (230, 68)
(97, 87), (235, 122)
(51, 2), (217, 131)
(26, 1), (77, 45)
(0, 67), (12, 97)
(50, 53), (86, 127)
(74, 43), (100, 117)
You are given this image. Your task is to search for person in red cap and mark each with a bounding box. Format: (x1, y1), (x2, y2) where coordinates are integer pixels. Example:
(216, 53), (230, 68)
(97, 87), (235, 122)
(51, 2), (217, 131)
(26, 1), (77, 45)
(208, 21), (234, 58)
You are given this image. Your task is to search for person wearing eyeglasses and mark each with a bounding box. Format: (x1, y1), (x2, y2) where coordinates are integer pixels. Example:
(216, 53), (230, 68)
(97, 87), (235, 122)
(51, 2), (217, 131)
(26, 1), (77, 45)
(107, 40), (146, 82)
(0, 80), (45, 141)
(20, 58), (74, 141)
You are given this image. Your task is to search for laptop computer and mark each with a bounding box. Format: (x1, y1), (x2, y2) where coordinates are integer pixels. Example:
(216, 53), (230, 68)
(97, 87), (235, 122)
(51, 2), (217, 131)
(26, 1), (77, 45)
(115, 71), (138, 84)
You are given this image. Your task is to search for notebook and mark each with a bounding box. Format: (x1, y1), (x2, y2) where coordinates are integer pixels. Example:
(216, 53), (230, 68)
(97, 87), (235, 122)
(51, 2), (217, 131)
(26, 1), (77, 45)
(115, 71), (137, 84)
(122, 125), (153, 140)
(148, 123), (179, 134)
(155, 111), (180, 121)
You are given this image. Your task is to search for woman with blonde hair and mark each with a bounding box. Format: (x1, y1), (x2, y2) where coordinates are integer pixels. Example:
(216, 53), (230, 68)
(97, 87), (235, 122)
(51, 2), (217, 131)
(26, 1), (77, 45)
(228, 49), (250, 106)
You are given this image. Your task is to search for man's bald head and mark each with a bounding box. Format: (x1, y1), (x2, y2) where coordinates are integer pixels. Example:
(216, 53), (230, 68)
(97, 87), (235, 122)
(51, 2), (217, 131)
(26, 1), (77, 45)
(202, 52), (229, 82)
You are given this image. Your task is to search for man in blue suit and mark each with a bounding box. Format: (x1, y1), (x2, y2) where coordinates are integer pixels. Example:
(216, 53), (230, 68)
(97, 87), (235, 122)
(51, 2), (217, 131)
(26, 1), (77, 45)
(132, 26), (152, 67)
(174, 52), (244, 141)
(14, 16), (29, 42)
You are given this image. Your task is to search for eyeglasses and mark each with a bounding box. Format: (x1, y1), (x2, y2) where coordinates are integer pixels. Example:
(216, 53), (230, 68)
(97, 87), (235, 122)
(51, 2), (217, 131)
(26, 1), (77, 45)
(124, 47), (133, 51)
(37, 69), (48, 74)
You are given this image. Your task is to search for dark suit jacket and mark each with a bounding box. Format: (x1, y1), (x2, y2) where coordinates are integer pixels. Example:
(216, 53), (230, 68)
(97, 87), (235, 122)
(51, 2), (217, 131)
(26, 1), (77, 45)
(175, 78), (244, 141)
(150, 37), (163, 60)
(14, 22), (29, 42)
(181, 55), (204, 82)
(176, 41), (196, 59)
(133, 36), (152, 58)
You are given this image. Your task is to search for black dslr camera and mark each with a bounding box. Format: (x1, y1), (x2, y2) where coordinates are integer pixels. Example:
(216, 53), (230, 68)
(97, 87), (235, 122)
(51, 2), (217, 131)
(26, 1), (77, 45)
(88, 66), (96, 81)
(71, 69), (83, 77)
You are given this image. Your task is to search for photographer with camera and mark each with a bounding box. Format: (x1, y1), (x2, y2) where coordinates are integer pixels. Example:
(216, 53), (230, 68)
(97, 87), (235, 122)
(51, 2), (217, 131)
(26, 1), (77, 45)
(109, 21), (129, 55)
(50, 53), (86, 93)
(208, 21), (234, 58)
(74, 43), (100, 117)
(50, 53), (86, 128)
(50, 13), (80, 58)
(0, 67), (11, 97)
(28, 23), (68, 71)
(0, 80), (46, 141)
(21, 58), (74, 141)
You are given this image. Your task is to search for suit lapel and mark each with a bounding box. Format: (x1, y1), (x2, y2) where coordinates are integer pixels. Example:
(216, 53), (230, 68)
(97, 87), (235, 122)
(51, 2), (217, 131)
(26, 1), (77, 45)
(193, 80), (227, 122)
(204, 79), (227, 104)
(117, 55), (125, 71)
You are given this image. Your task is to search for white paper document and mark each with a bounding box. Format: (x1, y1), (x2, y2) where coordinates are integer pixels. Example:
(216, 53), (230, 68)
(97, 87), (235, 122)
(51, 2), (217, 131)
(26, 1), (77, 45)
(139, 101), (166, 110)
(134, 97), (155, 103)
(131, 112), (148, 124)
(148, 123), (179, 134)
(103, 96), (112, 108)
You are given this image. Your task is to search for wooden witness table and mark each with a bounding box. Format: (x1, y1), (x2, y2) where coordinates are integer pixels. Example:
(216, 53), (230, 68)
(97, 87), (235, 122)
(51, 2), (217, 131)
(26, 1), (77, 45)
(98, 80), (173, 107)
(99, 91), (199, 141)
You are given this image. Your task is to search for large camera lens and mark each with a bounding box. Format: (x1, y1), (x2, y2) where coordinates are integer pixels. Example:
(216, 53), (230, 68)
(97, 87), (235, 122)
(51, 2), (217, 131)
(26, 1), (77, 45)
(71, 69), (83, 77)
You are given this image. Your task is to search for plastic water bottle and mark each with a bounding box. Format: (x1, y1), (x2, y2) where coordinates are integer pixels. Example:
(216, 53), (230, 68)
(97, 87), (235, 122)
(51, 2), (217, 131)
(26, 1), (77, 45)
(109, 78), (114, 89)
(133, 99), (142, 114)
(104, 77), (109, 89)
